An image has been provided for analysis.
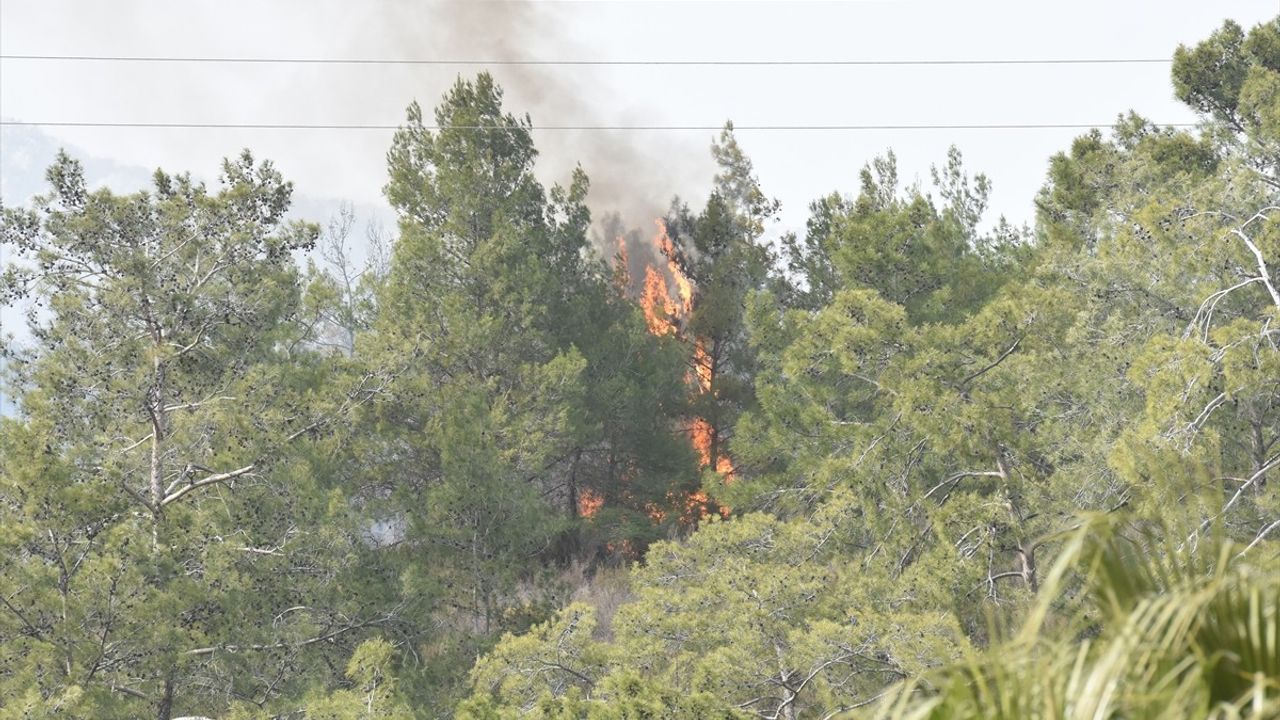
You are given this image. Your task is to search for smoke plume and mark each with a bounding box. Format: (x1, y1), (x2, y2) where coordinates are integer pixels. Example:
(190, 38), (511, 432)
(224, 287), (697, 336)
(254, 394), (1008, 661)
(364, 1), (714, 266)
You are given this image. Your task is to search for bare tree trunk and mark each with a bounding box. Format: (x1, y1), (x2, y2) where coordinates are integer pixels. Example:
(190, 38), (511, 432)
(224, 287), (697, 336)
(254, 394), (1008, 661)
(1251, 417), (1270, 493)
(1018, 544), (1038, 593)
(775, 643), (799, 720)
(156, 672), (175, 720)
(567, 449), (582, 517)
(996, 452), (1039, 592)
(148, 356), (166, 549)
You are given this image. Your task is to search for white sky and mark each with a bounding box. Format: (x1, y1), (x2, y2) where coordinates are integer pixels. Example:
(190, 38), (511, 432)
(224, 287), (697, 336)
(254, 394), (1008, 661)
(3, 0), (1278, 233)
(2, 0), (1278, 414)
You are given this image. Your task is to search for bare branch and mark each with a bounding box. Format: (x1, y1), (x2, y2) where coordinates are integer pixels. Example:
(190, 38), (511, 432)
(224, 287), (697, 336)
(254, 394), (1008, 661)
(162, 396), (236, 413)
(923, 471), (1004, 501)
(160, 464), (256, 507)
(184, 612), (391, 656)
(1235, 517), (1280, 560)
(108, 684), (152, 701)
(1187, 452), (1280, 547)
(1185, 278), (1265, 340)
(1231, 225), (1280, 310)
(961, 336), (1023, 387)
(114, 432), (154, 455)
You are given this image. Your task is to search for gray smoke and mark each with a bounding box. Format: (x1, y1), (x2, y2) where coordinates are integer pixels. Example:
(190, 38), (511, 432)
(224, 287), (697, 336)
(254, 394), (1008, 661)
(364, 1), (713, 267)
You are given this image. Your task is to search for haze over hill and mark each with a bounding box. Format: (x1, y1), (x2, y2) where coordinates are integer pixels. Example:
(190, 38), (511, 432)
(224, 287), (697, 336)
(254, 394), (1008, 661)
(5, 2), (1277, 233)
(1, 6), (1279, 720)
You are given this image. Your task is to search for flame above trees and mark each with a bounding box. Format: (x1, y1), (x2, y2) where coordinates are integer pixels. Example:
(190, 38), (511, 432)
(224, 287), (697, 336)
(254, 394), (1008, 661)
(577, 488), (604, 518)
(588, 219), (733, 524)
(640, 266), (679, 336)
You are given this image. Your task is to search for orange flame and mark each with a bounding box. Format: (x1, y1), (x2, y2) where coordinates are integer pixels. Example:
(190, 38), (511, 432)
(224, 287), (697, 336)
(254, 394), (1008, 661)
(578, 489), (604, 519)
(634, 222), (736, 483)
(689, 417), (733, 476)
(597, 218), (736, 530)
(655, 220), (694, 317)
(647, 490), (724, 524)
(692, 341), (713, 393)
(641, 265), (679, 336)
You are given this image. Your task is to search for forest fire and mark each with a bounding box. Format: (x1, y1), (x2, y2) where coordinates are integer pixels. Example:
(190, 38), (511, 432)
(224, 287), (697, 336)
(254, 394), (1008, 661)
(594, 220), (734, 523)
(691, 418), (734, 476)
(577, 488), (605, 518)
(640, 265), (679, 336)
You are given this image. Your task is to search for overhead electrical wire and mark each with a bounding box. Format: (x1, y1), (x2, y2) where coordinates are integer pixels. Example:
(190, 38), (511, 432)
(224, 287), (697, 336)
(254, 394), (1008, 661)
(0, 54), (1175, 67)
(0, 51), (1198, 413)
(0, 121), (1198, 132)
(0, 53), (1189, 133)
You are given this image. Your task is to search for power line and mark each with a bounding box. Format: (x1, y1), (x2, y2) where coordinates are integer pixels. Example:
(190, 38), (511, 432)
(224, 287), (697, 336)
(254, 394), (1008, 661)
(0, 120), (1198, 132)
(0, 53), (1174, 67)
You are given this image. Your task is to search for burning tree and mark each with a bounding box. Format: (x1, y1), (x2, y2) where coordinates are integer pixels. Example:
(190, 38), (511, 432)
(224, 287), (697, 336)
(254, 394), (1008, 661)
(602, 124), (781, 524)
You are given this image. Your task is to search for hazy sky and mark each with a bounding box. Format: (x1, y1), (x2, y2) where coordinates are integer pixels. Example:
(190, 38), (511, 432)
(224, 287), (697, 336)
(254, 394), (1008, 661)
(3, 0), (1277, 414)
(4, 0), (1278, 234)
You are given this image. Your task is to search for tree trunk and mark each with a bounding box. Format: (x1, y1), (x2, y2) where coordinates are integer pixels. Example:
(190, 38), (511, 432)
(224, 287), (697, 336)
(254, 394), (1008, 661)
(149, 355), (167, 549)
(1018, 544), (1038, 593)
(156, 672), (175, 720)
(775, 643), (799, 720)
(567, 449), (582, 517)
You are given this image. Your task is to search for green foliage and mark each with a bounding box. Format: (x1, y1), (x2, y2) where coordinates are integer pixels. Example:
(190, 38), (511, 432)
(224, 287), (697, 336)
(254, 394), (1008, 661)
(861, 518), (1280, 720)
(0, 152), (391, 717)
(466, 507), (970, 718)
(458, 674), (746, 720)
(300, 639), (416, 720)
(652, 123), (781, 488)
(468, 16), (1280, 720)
(341, 73), (705, 711)
(1173, 17), (1280, 175)
(775, 148), (1023, 320)
(470, 603), (607, 705)
(3, 14), (1280, 720)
